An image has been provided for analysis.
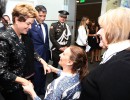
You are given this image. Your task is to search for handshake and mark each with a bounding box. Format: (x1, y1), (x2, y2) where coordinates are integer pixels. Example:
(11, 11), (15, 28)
(38, 57), (59, 74)
(22, 63), (59, 100)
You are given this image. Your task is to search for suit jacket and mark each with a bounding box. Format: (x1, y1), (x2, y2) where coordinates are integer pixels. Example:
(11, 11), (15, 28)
(0, 27), (26, 92)
(28, 20), (50, 67)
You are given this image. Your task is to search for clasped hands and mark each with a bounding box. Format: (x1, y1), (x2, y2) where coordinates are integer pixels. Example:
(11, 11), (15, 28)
(22, 64), (56, 97)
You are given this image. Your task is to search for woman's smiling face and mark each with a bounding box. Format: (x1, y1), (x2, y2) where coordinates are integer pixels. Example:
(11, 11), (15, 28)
(58, 47), (72, 67)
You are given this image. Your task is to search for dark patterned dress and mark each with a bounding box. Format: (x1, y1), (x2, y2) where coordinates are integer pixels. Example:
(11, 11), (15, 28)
(88, 26), (98, 51)
(0, 27), (26, 93)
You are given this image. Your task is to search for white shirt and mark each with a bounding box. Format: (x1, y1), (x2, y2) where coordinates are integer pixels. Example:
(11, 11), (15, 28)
(41, 24), (46, 42)
(76, 25), (88, 46)
(100, 40), (130, 64)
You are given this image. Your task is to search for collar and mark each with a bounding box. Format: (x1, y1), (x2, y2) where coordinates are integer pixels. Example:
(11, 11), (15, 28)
(35, 19), (39, 25)
(100, 40), (130, 64)
(35, 19), (43, 25)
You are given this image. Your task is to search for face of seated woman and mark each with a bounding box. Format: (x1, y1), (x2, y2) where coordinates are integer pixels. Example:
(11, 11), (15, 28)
(58, 47), (73, 70)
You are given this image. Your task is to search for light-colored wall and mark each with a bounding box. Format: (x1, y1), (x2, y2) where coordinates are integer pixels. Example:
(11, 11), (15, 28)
(101, 0), (121, 16)
(67, 0), (77, 44)
(106, 0), (121, 11)
(5, 0), (34, 24)
(100, 0), (107, 15)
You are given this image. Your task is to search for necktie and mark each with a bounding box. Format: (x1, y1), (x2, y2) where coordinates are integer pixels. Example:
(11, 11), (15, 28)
(39, 24), (44, 42)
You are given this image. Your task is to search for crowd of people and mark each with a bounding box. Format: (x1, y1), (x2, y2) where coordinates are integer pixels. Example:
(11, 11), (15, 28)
(76, 17), (102, 64)
(0, 0), (130, 100)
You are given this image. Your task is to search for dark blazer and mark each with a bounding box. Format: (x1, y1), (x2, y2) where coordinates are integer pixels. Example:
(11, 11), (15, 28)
(0, 27), (26, 92)
(28, 20), (50, 67)
(79, 50), (130, 100)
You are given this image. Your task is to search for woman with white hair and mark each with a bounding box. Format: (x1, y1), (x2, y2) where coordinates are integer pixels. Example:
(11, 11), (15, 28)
(79, 7), (130, 100)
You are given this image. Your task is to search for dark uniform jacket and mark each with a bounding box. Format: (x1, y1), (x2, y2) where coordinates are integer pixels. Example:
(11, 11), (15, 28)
(0, 27), (26, 92)
(49, 21), (71, 50)
(79, 49), (130, 100)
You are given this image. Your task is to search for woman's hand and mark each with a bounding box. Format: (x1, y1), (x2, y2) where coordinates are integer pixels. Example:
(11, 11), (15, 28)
(39, 58), (51, 74)
(48, 65), (59, 73)
(15, 76), (32, 86)
(22, 83), (37, 99)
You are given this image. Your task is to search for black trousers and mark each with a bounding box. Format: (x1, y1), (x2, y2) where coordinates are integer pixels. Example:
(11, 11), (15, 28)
(52, 49), (62, 79)
(33, 66), (46, 96)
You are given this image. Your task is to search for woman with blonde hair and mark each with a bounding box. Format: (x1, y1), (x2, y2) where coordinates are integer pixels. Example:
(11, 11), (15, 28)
(0, 3), (38, 100)
(76, 16), (89, 50)
(79, 7), (130, 100)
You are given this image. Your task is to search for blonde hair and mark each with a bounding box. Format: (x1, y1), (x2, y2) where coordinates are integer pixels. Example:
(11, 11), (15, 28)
(79, 16), (89, 27)
(12, 3), (38, 23)
(98, 7), (130, 44)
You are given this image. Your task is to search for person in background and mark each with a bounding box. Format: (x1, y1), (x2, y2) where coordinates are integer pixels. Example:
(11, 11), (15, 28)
(76, 16), (89, 50)
(23, 45), (89, 100)
(88, 20), (99, 63)
(0, 15), (11, 31)
(96, 25), (102, 62)
(49, 10), (71, 79)
(79, 7), (130, 100)
(0, 3), (38, 100)
(0, 0), (6, 18)
(28, 5), (51, 96)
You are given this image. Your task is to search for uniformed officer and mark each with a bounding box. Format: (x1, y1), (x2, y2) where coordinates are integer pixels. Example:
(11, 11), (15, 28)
(49, 10), (71, 79)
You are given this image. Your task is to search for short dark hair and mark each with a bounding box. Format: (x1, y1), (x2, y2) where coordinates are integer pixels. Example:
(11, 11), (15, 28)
(0, 0), (7, 18)
(35, 5), (47, 13)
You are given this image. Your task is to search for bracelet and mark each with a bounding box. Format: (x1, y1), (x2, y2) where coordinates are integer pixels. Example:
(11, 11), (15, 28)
(38, 57), (41, 62)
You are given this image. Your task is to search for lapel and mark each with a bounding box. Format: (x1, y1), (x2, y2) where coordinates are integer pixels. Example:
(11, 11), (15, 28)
(32, 20), (44, 43)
